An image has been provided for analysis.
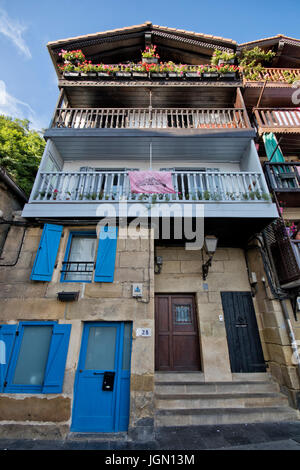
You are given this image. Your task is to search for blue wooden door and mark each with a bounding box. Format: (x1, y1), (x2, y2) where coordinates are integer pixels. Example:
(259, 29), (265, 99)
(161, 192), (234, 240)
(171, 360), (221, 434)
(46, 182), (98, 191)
(71, 322), (132, 432)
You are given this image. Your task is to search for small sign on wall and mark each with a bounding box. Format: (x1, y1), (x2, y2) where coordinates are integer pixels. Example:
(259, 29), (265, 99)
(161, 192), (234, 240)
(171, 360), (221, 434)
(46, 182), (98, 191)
(136, 328), (152, 337)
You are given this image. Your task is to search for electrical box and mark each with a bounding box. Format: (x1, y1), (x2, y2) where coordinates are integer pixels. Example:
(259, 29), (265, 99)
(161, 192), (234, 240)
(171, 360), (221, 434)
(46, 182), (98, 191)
(132, 283), (143, 297)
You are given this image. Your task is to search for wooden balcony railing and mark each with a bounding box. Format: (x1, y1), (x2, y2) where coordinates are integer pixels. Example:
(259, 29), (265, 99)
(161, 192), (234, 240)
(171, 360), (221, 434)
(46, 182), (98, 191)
(254, 108), (300, 134)
(243, 67), (300, 84)
(31, 170), (270, 204)
(264, 219), (300, 287)
(264, 162), (300, 191)
(52, 107), (251, 130)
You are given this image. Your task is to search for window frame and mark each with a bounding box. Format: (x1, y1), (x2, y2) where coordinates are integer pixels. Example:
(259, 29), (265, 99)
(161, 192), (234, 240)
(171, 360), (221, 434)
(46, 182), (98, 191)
(4, 321), (56, 394)
(60, 230), (97, 283)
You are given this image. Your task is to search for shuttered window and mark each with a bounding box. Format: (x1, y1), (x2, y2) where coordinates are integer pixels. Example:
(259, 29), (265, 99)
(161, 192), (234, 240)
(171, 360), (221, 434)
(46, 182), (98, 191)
(0, 322), (71, 394)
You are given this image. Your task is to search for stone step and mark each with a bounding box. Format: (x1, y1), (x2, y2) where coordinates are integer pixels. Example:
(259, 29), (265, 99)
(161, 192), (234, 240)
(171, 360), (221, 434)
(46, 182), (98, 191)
(155, 381), (280, 395)
(155, 372), (205, 383)
(155, 392), (288, 410)
(155, 407), (299, 427)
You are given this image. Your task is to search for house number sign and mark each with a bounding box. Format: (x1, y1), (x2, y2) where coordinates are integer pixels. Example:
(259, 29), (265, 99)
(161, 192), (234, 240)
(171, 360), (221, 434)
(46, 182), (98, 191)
(136, 328), (152, 337)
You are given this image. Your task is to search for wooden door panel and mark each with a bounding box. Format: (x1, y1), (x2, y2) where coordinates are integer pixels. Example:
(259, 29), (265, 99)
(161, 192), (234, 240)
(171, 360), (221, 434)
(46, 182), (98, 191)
(221, 292), (266, 373)
(155, 294), (201, 371)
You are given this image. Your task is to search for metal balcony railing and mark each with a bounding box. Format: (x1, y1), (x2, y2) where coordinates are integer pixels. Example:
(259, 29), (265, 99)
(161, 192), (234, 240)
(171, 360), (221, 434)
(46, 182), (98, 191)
(264, 162), (300, 192)
(31, 170), (270, 203)
(52, 107), (251, 130)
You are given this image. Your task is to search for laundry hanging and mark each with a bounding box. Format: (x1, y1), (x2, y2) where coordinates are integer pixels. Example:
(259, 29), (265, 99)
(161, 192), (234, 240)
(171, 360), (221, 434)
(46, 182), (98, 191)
(263, 132), (285, 163)
(128, 171), (176, 194)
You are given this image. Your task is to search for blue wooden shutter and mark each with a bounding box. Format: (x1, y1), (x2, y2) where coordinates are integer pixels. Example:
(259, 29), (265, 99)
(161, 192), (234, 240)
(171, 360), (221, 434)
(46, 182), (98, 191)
(42, 324), (71, 394)
(30, 224), (63, 281)
(0, 325), (17, 392)
(94, 226), (118, 283)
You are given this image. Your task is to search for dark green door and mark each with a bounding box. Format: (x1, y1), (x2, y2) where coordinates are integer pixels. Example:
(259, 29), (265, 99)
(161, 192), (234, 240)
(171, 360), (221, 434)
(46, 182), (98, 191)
(221, 292), (266, 373)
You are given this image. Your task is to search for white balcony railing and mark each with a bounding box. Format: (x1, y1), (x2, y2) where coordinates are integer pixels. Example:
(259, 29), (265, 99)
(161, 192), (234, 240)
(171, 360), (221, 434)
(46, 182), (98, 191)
(31, 170), (271, 203)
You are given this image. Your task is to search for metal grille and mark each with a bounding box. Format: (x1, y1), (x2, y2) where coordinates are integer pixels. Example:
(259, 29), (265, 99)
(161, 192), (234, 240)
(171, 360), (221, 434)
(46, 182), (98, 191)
(263, 219), (300, 286)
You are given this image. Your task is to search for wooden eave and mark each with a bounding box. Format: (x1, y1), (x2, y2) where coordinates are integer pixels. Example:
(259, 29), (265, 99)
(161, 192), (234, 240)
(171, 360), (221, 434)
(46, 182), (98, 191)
(238, 35), (300, 68)
(47, 22), (237, 78)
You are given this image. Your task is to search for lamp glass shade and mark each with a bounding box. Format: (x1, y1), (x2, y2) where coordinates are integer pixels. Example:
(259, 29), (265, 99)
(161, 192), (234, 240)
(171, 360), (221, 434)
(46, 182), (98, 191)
(204, 236), (218, 254)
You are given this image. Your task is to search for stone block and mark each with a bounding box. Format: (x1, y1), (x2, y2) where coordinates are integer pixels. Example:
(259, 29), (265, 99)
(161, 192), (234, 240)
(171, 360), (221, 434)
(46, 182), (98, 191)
(119, 252), (149, 268)
(114, 267), (144, 282)
(201, 336), (232, 381)
(0, 396), (71, 422)
(161, 261), (180, 274)
(180, 260), (202, 273)
(0, 298), (65, 321)
(155, 274), (202, 293)
(84, 282), (123, 298)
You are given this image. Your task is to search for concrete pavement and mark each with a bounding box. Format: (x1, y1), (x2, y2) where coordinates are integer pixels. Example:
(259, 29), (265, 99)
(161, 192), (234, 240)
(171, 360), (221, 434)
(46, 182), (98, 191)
(1, 421), (300, 450)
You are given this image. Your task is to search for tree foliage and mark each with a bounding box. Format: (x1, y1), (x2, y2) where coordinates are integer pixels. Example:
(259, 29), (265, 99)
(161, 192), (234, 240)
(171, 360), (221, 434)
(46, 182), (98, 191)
(0, 115), (45, 195)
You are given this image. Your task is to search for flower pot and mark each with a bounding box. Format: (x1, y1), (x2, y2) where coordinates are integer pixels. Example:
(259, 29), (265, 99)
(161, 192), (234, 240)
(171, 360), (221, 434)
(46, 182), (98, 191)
(218, 59), (235, 65)
(116, 72), (132, 78)
(219, 72), (237, 80)
(143, 57), (158, 64)
(63, 72), (79, 78)
(97, 72), (111, 78)
(168, 72), (182, 78)
(202, 72), (219, 79)
(87, 72), (97, 77)
(132, 72), (148, 78)
(185, 72), (200, 78)
(151, 72), (167, 78)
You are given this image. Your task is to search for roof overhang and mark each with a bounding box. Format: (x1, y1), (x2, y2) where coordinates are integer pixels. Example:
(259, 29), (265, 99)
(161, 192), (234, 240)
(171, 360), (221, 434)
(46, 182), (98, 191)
(47, 22), (237, 78)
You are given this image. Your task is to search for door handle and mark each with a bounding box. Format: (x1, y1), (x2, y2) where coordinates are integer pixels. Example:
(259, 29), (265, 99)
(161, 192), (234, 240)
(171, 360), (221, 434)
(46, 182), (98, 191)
(93, 372), (102, 375)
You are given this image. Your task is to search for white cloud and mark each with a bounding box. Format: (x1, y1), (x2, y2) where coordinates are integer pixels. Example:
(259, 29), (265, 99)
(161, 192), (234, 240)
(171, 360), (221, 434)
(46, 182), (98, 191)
(0, 80), (46, 130)
(0, 7), (31, 59)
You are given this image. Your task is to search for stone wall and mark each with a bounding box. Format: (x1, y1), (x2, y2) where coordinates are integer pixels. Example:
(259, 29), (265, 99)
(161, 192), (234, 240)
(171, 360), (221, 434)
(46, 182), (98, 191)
(246, 244), (300, 408)
(0, 224), (155, 438)
(154, 245), (261, 382)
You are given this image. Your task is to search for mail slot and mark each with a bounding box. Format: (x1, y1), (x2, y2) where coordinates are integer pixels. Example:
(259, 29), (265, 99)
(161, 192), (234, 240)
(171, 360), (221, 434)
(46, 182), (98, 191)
(102, 371), (115, 391)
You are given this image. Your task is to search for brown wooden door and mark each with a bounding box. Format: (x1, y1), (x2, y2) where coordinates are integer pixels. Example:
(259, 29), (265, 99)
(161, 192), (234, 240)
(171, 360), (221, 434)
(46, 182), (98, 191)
(155, 294), (201, 371)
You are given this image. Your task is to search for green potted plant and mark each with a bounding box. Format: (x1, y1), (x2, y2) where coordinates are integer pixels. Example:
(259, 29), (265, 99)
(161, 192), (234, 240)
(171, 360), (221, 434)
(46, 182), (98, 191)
(239, 46), (276, 81)
(141, 45), (160, 64)
(95, 64), (114, 78)
(201, 65), (219, 79)
(116, 63), (132, 78)
(149, 63), (167, 78)
(211, 49), (236, 66)
(218, 64), (239, 80)
(185, 65), (201, 78)
(132, 63), (148, 78)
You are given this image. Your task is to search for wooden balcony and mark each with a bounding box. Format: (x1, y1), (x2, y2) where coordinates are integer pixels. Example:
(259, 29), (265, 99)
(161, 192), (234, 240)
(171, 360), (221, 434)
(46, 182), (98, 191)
(51, 107), (251, 131)
(243, 67), (300, 85)
(254, 108), (300, 134)
(263, 162), (300, 206)
(31, 170), (270, 204)
(264, 219), (300, 288)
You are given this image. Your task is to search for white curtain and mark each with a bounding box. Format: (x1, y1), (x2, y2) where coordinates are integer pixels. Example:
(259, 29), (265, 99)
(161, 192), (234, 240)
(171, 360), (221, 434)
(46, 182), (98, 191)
(65, 236), (97, 281)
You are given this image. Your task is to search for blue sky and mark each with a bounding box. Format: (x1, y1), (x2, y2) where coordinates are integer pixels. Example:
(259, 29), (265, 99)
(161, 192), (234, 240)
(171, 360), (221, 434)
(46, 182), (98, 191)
(0, 0), (300, 131)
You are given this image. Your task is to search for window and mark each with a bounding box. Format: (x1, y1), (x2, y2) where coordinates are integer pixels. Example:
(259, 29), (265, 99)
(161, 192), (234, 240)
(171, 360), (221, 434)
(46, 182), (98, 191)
(61, 232), (97, 282)
(0, 322), (71, 394)
(31, 224), (118, 284)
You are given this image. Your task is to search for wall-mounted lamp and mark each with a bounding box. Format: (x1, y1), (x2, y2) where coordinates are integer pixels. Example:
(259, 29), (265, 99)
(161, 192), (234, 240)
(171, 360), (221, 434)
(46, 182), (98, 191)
(154, 256), (163, 274)
(202, 235), (218, 281)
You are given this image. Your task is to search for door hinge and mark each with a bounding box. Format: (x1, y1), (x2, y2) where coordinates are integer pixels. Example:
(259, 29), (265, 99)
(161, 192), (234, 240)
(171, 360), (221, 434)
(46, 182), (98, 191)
(16, 331), (19, 336)
(3, 381), (7, 387)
